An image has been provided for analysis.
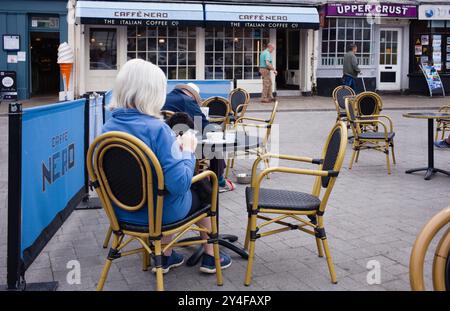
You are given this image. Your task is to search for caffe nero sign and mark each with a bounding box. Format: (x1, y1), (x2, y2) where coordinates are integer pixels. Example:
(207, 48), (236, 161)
(326, 3), (418, 18)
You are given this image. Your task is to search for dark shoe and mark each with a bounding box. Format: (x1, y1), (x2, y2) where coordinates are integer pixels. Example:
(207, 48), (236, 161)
(152, 250), (184, 274)
(200, 252), (232, 274)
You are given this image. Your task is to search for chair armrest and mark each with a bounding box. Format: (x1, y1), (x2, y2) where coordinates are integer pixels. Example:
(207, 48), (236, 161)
(235, 104), (248, 115)
(354, 119), (391, 136)
(249, 166), (338, 207)
(235, 122), (271, 129)
(258, 153), (322, 164)
(360, 114), (393, 128)
(192, 170), (219, 213)
(235, 116), (269, 124)
(250, 153), (323, 185)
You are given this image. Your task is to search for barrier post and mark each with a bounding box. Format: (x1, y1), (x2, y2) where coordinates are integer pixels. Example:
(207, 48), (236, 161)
(7, 102), (23, 290)
(84, 96), (90, 197)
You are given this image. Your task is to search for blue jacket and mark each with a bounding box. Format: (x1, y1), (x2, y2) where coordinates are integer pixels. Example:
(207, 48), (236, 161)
(163, 88), (209, 130)
(102, 108), (196, 225)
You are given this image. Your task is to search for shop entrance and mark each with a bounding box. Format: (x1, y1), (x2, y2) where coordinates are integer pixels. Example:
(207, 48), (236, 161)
(378, 28), (402, 91)
(30, 31), (60, 96)
(275, 29), (300, 91)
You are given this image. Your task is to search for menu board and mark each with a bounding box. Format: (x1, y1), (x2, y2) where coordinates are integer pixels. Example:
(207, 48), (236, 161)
(420, 64), (445, 97)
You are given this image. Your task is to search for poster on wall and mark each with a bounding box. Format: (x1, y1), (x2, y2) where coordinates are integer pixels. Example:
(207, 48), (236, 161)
(433, 35), (442, 47)
(415, 45), (422, 55)
(421, 35), (429, 45)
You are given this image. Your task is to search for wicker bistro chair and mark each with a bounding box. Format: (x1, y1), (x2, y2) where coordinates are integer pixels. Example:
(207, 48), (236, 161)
(345, 101), (396, 175)
(353, 91), (383, 133)
(435, 104), (450, 140)
(243, 122), (348, 286)
(228, 88), (250, 124)
(87, 131), (223, 291)
(332, 85), (356, 122)
(225, 100), (279, 178)
(202, 96), (231, 129)
(410, 205), (450, 291)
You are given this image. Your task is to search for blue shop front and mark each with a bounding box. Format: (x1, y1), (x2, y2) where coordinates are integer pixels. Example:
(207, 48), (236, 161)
(0, 0), (68, 100)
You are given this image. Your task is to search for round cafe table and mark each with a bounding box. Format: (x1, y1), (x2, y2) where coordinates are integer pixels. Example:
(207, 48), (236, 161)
(182, 134), (261, 266)
(403, 112), (450, 180)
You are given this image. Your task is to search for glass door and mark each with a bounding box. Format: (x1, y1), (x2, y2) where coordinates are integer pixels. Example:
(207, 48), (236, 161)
(378, 28), (402, 90)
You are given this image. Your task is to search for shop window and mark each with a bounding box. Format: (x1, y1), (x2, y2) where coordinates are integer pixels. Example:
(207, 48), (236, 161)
(205, 27), (270, 80)
(89, 28), (117, 70)
(127, 26), (197, 79)
(411, 20), (450, 74)
(320, 18), (373, 67)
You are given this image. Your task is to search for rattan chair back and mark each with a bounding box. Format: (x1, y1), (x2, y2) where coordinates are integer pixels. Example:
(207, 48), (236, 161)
(87, 131), (165, 237)
(355, 91), (382, 116)
(333, 85), (355, 110)
(229, 88), (250, 118)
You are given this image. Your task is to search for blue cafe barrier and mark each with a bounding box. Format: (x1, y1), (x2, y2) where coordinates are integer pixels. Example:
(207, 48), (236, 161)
(103, 90), (113, 122)
(7, 99), (90, 290)
(88, 93), (104, 146)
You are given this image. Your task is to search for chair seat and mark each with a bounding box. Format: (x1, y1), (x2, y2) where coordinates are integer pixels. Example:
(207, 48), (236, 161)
(245, 187), (321, 212)
(119, 204), (211, 233)
(358, 131), (395, 141)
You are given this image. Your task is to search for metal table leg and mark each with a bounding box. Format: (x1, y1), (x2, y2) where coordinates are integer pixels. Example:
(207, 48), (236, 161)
(406, 119), (450, 180)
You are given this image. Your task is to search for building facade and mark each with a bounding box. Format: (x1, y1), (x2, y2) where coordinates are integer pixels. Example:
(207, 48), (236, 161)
(0, 0), (69, 100)
(316, 1), (418, 96)
(69, 0), (320, 97)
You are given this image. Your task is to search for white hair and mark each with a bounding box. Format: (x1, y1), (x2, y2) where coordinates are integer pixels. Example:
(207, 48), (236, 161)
(110, 59), (167, 117)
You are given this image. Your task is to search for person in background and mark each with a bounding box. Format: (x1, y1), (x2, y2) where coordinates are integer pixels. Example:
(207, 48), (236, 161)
(259, 43), (277, 103)
(435, 135), (450, 148)
(162, 83), (235, 192)
(343, 43), (361, 91)
(104, 59), (232, 274)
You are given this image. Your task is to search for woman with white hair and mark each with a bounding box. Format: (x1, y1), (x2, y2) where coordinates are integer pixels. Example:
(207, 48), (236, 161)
(103, 59), (231, 274)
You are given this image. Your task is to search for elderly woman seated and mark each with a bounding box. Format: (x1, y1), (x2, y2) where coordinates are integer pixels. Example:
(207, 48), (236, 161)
(103, 59), (231, 274)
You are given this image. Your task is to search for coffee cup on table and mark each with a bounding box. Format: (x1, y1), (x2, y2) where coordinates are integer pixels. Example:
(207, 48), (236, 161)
(206, 131), (223, 142)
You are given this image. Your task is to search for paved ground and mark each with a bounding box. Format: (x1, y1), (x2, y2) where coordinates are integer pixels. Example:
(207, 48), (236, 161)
(0, 95), (449, 291)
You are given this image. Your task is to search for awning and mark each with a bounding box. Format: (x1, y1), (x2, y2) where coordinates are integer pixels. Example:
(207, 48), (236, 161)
(75, 1), (204, 27)
(204, 4), (320, 29)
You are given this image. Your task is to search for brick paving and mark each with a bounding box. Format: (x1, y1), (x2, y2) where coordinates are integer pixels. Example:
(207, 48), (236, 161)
(0, 95), (449, 290)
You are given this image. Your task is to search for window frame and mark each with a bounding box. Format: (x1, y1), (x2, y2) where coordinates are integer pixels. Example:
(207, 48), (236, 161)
(126, 26), (197, 80)
(204, 26), (270, 80)
(320, 17), (374, 67)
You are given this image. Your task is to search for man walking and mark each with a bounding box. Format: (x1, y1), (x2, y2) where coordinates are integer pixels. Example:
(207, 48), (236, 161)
(259, 43), (277, 103)
(343, 43), (361, 91)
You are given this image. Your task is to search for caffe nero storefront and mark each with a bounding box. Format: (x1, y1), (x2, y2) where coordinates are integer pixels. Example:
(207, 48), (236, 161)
(71, 0), (320, 98)
(316, 2), (418, 96)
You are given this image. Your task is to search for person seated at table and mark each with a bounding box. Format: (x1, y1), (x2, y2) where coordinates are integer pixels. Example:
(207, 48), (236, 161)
(103, 59), (232, 274)
(435, 135), (450, 148)
(162, 83), (235, 193)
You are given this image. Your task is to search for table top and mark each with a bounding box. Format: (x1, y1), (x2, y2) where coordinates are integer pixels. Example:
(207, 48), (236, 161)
(200, 134), (260, 149)
(198, 134), (260, 160)
(403, 112), (450, 119)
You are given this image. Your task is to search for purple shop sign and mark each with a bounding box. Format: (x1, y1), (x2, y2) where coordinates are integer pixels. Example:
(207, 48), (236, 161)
(326, 3), (417, 18)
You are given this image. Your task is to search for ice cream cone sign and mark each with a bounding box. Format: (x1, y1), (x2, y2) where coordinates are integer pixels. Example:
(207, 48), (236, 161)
(57, 42), (74, 100)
